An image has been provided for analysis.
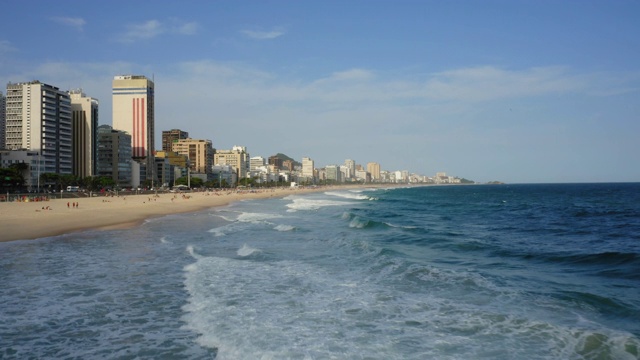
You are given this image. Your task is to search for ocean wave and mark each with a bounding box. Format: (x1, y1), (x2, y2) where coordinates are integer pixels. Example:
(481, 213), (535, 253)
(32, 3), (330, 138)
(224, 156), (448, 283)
(207, 227), (227, 237)
(212, 213), (237, 222)
(236, 212), (282, 223)
(286, 198), (352, 212)
(325, 191), (376, 201)
(274, 224), (295, 232)
(559, 251), (639, 267)
(237, 244), (261, 257)
(349, 216), (370, 229)
(556, 290), (639, 318)
(384, 222), (419, 230)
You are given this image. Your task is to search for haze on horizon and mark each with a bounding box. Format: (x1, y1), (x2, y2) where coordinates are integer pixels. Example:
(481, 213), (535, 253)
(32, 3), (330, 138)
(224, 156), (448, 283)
(1, 0), (638, 184)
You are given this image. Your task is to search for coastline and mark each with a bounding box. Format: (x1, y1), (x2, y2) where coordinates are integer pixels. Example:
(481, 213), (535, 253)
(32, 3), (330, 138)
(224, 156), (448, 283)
(0, 186), (334, 243)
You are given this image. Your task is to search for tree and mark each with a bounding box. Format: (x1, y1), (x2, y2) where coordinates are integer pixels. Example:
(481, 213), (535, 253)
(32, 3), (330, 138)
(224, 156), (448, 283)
(174, 176), (203, 188)
(40, 173), (60, 191)
(175, 176), (188, 186)
(238, 177), (255, 187)
(0, 164), (26, 190)
(59, 174), (78, 189)
(99, 176), (116, 189)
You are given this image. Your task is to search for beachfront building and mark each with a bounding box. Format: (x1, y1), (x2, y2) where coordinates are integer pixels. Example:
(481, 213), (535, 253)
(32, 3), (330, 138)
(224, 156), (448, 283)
(268, 155), (283, 170)
(355, 169), (371, 183)
(154, 157), (172, 188)
(70, 90), (99, 178)
(4, 81), (72, 175)
(214, 146), (249, 180)
(211, 164), (237, 187)
(301, 157), (315, 183)
(112, 75), (155, 182)
(344, 159), (356, 180)
(96, 124), (132, 187)
(250, 156), (265, 171)
(0, 91), (5, 149)
(367, 162), (381, 182)
(155, 150), (189, 171)
(325, 165), (342, 183)
(162, 128), (189, 152)
(155, 150), (189, 186)
(0, 149), (46, 191)
(172, 138), (214, 175)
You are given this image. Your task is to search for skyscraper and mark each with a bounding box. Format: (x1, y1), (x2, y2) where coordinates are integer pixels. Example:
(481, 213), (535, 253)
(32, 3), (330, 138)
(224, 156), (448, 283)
(5, 81), (72, 175)
(0, 91), (5, 149)
(112, 75), (155, 182)
(70, 90), (99, 178)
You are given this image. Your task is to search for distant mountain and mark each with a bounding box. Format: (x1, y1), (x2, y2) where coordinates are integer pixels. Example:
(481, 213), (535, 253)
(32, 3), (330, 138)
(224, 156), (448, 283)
(273, 153), (301, 166)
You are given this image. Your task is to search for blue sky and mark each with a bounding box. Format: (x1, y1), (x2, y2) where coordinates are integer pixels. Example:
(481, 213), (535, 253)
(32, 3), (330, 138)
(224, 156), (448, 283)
(1, 0), (638, 183)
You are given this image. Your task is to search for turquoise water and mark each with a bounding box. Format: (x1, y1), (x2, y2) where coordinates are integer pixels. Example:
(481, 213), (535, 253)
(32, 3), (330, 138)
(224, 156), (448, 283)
(1, 184), (639, 359)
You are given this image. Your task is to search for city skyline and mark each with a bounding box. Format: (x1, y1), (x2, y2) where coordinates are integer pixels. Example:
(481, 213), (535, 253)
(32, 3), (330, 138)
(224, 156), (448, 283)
(1, 1), (639, 183)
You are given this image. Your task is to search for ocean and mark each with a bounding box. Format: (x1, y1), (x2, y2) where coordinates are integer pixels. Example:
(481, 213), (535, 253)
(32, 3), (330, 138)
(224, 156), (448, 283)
(1, 183), (639, 359)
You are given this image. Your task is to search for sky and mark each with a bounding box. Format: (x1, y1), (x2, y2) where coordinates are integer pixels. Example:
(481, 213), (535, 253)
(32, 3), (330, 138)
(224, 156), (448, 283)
(1, 0), (639, 183)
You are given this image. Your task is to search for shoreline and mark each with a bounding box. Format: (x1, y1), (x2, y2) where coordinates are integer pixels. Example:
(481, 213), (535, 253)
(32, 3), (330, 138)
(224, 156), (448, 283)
(0, 185), (384, 243)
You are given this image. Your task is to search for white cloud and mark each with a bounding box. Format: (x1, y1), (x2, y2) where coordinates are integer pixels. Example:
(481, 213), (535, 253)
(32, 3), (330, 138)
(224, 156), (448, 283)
(322, 69), (374, 82)
(116, 19), (199, 43)
(175, 21), (199, 35)
(423, 66), (586, 102)
(117, 20), (163, 43)
(241, 28), (285, 40)
(51, 16), (86, 31)
(0, 40), (17, 54)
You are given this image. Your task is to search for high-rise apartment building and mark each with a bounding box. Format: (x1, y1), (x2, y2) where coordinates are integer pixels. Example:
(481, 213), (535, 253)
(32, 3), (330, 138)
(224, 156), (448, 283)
(162, 128), (189, 152)
(367, 162), (381, 181)
(344, 159), (356, 179)
(70, 90), (99, 178)
(282, 160), (294, 172)
(97, 125), (132, 186)
(5, 81), (72, 175)
(172, 138), (213, 174)
(325, 165), (342, 182)
(214, 146), (249, 179)
(302, 157), (315, 182)
(250, 156), (266, 171)
(268, 155), (283, 170)
(112, 75), (155, 180)
(0, 91), (5, 149)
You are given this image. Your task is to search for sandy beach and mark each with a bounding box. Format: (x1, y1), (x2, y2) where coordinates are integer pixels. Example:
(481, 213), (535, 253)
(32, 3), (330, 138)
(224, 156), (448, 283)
(0, 187), (329, 242)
